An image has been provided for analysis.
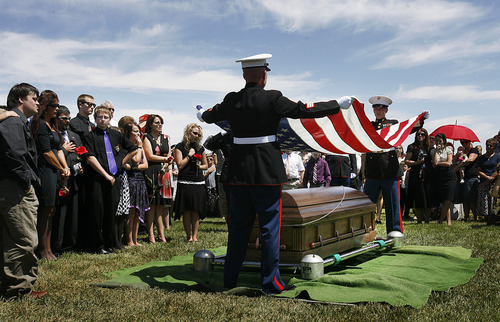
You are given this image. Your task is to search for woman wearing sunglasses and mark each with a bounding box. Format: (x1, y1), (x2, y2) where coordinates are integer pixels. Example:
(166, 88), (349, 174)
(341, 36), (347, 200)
(173, 123), (208, 242)
(404, 128), (434, 223)
(143, 114), (173, 243)
(30, 90), (71, 260)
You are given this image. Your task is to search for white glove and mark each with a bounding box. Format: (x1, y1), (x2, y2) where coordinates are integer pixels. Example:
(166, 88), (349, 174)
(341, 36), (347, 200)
(422, 110), (430, 119)
(196, 110), (205, 122)
(337, 96), (353, 109)
(350, 172), (357, 179)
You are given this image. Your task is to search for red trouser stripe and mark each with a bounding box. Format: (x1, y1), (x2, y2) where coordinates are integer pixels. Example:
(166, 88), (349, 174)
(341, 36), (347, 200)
(274, 188), (284, 291)
(398, 180), (403, 232)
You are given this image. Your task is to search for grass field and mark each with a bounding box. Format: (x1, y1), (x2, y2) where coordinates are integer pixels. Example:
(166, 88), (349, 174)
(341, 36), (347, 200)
(1, 213), (498, 321)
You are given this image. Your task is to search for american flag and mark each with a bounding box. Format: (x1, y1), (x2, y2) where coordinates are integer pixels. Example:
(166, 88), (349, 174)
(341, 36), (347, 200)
(213, 98), (426, 154)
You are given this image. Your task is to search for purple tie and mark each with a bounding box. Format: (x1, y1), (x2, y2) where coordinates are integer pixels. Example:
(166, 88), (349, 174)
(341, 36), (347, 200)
(313, 161), (318, 184)
(104, 130), (118, 175)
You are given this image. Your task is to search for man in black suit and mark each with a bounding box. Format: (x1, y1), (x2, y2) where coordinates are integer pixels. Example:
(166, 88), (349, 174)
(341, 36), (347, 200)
(52, 106), (84, 254)
(69, 94), (96, 141)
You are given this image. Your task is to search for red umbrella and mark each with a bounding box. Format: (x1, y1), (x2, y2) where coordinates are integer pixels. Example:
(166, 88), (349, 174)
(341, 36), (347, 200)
(430, 125), (480, 142)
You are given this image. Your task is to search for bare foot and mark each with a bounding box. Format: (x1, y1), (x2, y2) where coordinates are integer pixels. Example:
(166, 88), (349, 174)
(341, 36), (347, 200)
(135, 243), (143, 247)
(39, 250), (53, 261)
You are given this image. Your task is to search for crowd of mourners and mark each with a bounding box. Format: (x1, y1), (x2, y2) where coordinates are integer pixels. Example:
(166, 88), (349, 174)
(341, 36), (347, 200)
(286, 129), (500, 227)
(0, 82), (499, 299)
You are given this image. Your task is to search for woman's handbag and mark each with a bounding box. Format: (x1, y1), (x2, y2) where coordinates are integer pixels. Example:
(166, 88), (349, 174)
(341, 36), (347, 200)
(159, 170), (172, 199)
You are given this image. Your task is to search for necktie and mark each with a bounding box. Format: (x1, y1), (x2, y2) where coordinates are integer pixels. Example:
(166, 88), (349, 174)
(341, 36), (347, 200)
(87, 119), (96, 132)
(61, 131), (69, 144)
(313, 161), (318, 184)
(104, 130), (118, 175)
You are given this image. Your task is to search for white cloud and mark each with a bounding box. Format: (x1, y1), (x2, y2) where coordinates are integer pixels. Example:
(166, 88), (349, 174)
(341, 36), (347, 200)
(373, 27), (500, 69)
(395, 85), (500, 102)
(252, 0), (483, 34)
(0, 30), (326, 100)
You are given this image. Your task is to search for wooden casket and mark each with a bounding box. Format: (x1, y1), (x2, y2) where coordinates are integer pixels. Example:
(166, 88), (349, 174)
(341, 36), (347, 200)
(244, 186), (377, 264)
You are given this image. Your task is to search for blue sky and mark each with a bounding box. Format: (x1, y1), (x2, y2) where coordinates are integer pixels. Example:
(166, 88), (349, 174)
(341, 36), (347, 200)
(1, 0), (499, 148)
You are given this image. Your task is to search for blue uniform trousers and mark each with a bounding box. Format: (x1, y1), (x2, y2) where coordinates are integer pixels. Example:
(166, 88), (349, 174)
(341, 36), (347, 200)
(224, 185), (285, 294)
(364, 178), (403, 233)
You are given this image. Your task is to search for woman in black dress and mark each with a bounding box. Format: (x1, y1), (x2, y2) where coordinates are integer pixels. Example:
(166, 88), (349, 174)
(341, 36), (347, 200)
(143, 114), (173, 243)
(123, 122), (149, 246)
(30, 90), (70, 260)
(404, 128), (434, 223)
(173, 123), (208, 242)
(433, 133), (456, 226)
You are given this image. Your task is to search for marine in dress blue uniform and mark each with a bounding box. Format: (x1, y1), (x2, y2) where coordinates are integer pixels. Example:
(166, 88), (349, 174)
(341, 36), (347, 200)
(363, 96), (420, 234)
(200, 53), (353, 294)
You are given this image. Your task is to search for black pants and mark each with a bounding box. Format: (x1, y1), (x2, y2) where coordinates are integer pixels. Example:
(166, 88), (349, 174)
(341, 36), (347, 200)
(85, 175), (121, 251)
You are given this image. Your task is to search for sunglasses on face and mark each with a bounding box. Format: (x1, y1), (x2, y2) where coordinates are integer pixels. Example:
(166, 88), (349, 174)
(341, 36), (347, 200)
(417, 133), (426, 137)
(108, 108), (115, 112)
(373, 104), (388, 108)
(80, 101), (96, 108)
(153, 121), (163, 125)
(460, 140), (471, 145)
(58, 116), (71, 121)
(48, 103), (60, 108)
(192, 132), (200, 136)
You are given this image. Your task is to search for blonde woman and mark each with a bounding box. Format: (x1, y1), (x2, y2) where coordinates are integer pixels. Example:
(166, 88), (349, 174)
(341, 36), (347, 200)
(173, 123), (208, 242)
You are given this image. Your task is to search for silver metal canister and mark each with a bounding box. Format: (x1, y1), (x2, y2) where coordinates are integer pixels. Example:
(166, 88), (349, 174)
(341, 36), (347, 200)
(387, 231), (405, 247)
(301, 254), (324, 280)
(193, 250), (215, 272)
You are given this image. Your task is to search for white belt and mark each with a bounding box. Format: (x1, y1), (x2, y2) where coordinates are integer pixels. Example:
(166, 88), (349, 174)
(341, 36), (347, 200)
(373, 147), (396, 153)
(233, 135), (276, 145)
(178, 180), (205, 185)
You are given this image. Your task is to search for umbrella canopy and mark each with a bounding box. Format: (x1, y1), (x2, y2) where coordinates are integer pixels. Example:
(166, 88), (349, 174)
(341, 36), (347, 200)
(430, 125), (480, 142)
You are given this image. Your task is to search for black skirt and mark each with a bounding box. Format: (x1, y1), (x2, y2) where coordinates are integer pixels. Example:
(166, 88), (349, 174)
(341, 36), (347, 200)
(435, 166), (456, 202)
(173, 182), (206, 220)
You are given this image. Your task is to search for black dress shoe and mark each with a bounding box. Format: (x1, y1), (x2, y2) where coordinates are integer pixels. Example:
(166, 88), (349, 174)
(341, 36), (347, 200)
(264, 284), (296, 295)
(375, 220), (382, 224)
(94, 249), (109, 255)
(105, 248), (115, 253)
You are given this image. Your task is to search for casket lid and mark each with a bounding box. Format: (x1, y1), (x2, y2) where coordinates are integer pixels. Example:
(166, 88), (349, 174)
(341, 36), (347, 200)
(282, 186), (368, 208)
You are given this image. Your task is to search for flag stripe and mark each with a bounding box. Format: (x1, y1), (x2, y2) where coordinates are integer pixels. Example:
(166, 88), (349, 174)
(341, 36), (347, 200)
(212, 98), (426, 154)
